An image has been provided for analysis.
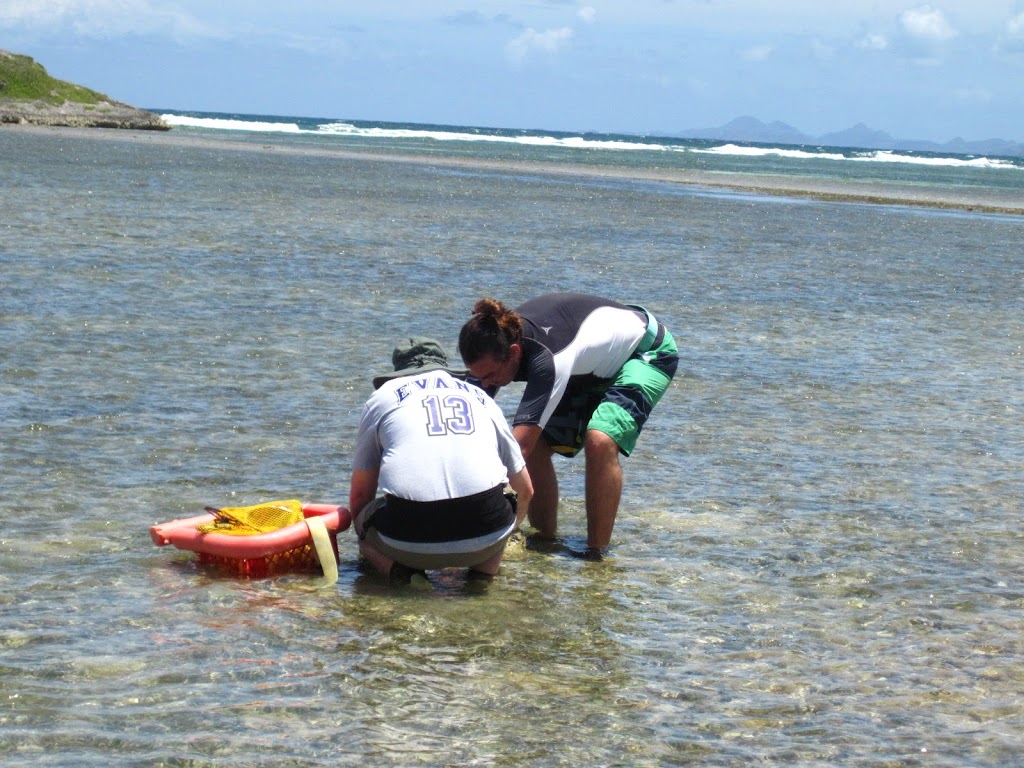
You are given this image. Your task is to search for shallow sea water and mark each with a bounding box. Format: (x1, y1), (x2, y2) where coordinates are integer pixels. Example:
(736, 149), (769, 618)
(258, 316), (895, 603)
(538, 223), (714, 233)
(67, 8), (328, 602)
(2, 127), (1023, 766)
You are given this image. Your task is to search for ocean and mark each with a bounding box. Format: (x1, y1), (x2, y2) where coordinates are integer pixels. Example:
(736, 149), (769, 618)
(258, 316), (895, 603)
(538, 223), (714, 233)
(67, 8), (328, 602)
(1, 112), (1023, 767)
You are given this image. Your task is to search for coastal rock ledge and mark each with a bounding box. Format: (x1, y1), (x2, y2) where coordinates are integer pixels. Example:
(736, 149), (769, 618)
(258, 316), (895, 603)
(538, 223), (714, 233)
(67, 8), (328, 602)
(0, 97), (169, 131)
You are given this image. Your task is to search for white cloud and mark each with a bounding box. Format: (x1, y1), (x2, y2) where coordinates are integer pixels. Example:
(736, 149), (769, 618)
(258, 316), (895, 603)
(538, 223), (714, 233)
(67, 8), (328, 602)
(953, 87), (992, 104)
(857, 33), (889, 51)
(811, 39), (834, 60)
(0, 0), (66, 25)
(578, 6), (596, 25)
(741, 44), (773, 62)
(900, 5), (957, 43)
(1000, 12), (1024, 52)
(0, 0), (217, 42)
(505, 26), (574, 67)
(686, 75), (712, 94)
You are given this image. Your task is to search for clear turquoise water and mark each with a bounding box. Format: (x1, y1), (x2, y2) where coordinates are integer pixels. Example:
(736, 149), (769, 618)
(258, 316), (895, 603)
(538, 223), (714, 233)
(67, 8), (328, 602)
(1, 125), (1023, 766)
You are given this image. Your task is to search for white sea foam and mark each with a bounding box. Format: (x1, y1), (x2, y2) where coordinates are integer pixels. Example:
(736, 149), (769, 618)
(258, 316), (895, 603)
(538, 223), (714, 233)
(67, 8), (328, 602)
(315, 120), (667, 150)
(853, 149), (1015, 169)
(695, 143), (1018, 170)
(694, 143), (849, 161)
(161, 113), (669, 150)
(159, 114), (1020, 170)
(161, 114), (303, 133)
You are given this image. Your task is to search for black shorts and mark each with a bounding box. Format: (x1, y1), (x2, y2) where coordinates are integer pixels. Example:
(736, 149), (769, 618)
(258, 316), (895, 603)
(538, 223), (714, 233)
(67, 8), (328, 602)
(355, 485), (518, 570)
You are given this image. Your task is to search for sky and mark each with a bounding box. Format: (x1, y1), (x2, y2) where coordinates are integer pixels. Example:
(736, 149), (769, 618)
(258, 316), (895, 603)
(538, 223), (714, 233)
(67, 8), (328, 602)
(2, 1), (1023, 143)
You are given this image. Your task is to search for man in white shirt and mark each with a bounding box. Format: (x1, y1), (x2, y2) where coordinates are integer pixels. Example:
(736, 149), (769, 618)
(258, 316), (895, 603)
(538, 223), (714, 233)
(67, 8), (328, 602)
(350, 338), (533, 585)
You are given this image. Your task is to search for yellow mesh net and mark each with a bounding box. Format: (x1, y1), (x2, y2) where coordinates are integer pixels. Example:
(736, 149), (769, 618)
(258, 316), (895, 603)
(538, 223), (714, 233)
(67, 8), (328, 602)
(196, 499), (304, 536)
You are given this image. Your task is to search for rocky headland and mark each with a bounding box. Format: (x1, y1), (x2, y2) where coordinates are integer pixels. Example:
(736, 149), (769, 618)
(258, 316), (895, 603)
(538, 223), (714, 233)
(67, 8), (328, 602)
(0, 49), (169, 131)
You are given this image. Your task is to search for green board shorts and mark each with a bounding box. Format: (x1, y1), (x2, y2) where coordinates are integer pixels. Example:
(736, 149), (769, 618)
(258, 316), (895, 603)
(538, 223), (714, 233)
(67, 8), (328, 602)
(542, 322), (679, 457)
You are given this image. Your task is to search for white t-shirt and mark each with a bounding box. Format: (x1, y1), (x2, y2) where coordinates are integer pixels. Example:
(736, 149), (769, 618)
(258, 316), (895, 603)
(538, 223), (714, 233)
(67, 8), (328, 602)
(352, 370), (525, 502)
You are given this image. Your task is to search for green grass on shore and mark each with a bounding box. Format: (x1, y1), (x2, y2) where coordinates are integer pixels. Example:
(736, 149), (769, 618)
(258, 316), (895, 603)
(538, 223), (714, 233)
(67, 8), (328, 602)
(0, 50), (110, 104)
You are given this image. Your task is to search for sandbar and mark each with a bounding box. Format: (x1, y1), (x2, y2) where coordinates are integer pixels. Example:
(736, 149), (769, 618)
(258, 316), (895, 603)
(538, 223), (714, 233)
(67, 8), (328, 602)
(6, 123), (1023, 216)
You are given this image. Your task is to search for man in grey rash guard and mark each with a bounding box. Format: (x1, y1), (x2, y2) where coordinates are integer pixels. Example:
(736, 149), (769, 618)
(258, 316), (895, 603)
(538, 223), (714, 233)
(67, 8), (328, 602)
(458, 293), (678, 556)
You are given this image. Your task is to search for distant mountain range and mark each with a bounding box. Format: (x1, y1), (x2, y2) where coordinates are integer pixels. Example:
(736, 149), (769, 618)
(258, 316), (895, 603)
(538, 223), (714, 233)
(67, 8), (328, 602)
(676, 116), (1024, 158)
